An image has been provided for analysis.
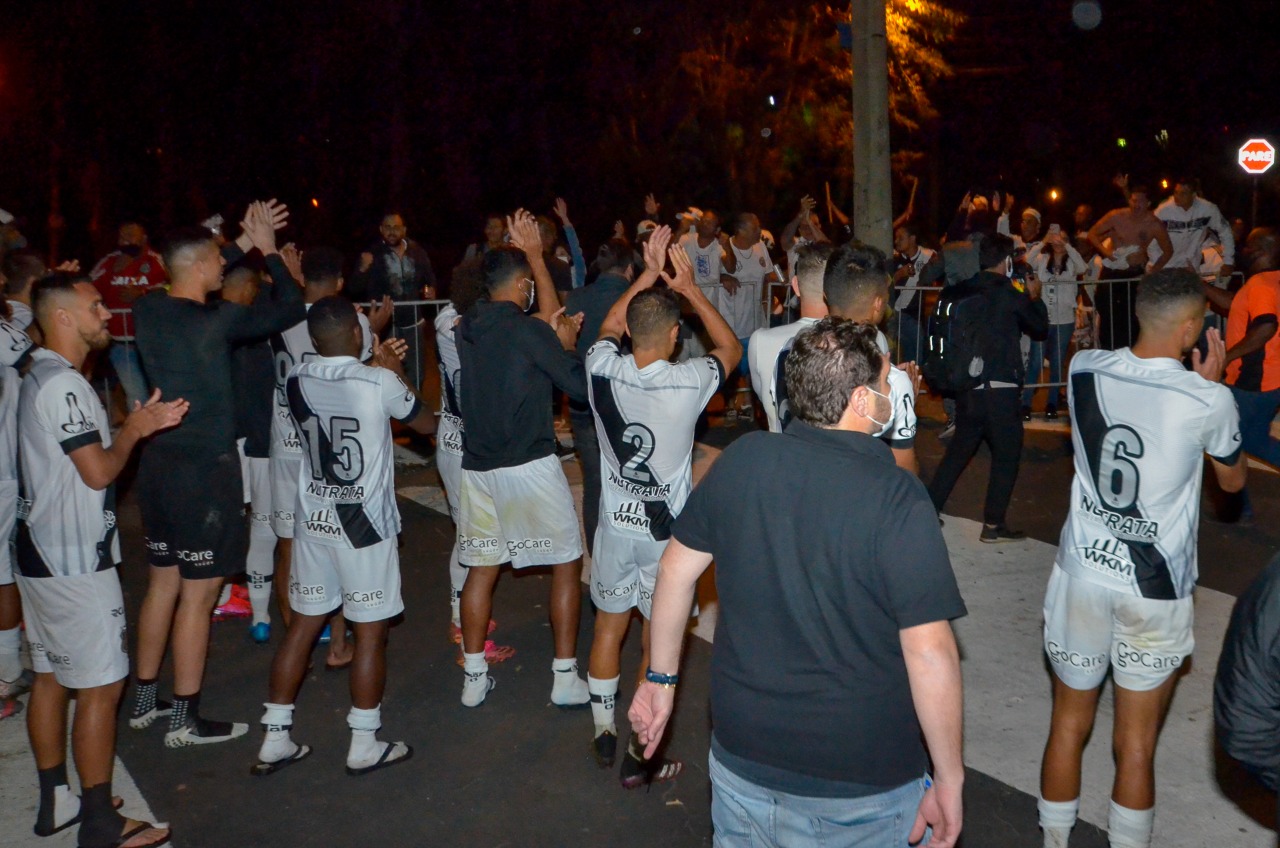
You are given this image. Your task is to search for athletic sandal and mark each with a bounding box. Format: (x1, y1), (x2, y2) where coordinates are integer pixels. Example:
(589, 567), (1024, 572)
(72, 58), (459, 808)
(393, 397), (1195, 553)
(164, 717), (249, 748)
(453, 640), (515, 667)
(592, 729), (617, 768)
(82, 820), (171, 848)
(250, 745), (313, 777)
(449, 619), (497, 645)
(619, 751), (683, 790)
(33, 795), (123, 837)
(345, 741), (413, 777)
(128, 700), (172, 730)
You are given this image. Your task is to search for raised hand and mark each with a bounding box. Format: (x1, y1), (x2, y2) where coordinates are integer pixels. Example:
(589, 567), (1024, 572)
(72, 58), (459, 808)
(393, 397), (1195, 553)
(644, 192), (660, 217)
(642, 225), (673, 275)
(900, 361), (922, 395)
(243, 201), (278, 255)
(261, 198), (289, 232)
(660, 245), (696, 297)
(613, 220), (626, 240)
(506, 209), (543, 260)
(53, 259), (81, 273)
(372, 336), (409, 373)
(799, 194), (817, 217)
(367, 295), (394, 336)
(359, 252), (374, 273)
(280, 243), (304, 285)
(1192, 327), (1226, 384)
(553, 197), (571, 227)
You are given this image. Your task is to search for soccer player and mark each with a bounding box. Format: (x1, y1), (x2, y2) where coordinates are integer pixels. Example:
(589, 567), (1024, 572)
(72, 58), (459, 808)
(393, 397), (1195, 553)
(454, 216), (589, 709)
(266, 246), (385, 662)
(131, 201), (304, 747)
(253, 296), (435, 777)
(585, 230), (740, 784)
(1037, 268), (1246, 848)
(18, 274), (185, 847)
(0, 306), (33, 714)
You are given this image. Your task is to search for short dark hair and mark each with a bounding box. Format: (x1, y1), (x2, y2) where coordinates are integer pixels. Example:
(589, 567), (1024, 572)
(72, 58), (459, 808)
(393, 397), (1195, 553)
(450, 257), (486, 315)
(626, 287), (680, 346)
(978, 232), (1016, 270)
(794, 241), (834, 300)
(895, 221), (922, 241)
(3, 253), (46, 296)
(221, 265), (260, 292)
(785, 317), (883, 428)
(1135, 268), (1206, 325)
(1128, 184), (1151, 200)
(31, 273), (91, 328)
(1173, 177), (1198, 192)
(481, 246), (530, 294)
(595, 238), (633, 274)
(162, 226), (216, 269)
(302, 246), (344, 287)
(307, 294), (359, 354)
(823, 240), (888, 315)
(734, 213), (758, 235)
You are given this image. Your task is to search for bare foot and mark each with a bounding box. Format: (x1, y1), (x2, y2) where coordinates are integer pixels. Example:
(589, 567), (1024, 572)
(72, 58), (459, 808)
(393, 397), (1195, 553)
(326, 641), (354, 670)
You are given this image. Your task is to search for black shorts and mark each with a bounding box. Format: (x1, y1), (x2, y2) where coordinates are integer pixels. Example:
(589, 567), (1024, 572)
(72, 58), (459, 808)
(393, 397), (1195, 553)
(137, 444), (247, 580)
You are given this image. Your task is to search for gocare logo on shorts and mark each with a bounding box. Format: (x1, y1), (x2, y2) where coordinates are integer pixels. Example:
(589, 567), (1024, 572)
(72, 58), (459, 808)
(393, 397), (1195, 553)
(507, 538), (553, 559)
(458, 536), (501, 553)
(1114, 640), (1183, 673)
(145, 538), (168, 553)
(343, 589), (386, 609)
(291, 580), (327, 599)
(1046, 640), (1107, 672)
(595, 580), (637, 599)
(176, 548), (215, 565)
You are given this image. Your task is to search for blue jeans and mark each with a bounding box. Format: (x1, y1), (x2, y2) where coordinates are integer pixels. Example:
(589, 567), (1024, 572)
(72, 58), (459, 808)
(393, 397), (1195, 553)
(895, 312), (923, 365)
(1228, 385), (1280, 468)
(1021, 323), (1073, 409)
(109, 341), (149, 411)
(709, 750), (927, 848)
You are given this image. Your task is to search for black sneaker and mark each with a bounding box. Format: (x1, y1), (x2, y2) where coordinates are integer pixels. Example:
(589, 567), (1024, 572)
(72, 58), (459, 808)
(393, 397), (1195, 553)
(1045, 406), (1059, 420)
(1020, 406), (1032, 422)
(980, 524), (1026, 543)
(164, 715), (249, 748)
(592, 729), (617, 768)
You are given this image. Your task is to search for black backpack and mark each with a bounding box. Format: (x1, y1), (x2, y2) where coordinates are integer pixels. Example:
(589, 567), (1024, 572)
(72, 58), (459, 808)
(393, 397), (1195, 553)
(922, 280), (989, 393)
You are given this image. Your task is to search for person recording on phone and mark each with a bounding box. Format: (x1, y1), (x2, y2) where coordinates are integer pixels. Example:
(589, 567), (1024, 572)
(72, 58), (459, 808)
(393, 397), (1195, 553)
(1022, 224), (1088, 420)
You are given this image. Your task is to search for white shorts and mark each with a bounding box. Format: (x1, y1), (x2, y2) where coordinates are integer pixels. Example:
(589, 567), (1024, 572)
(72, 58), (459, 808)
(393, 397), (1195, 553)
(17, 569), (129, 689)
(1043, 564), (1194, 692)
(437, 447), (463, 523)
(590, 526), (667, 617)
(289, 538), (403, 623)
(270, 455), (301, 538)
(457, 455), (583, 569)
(0, 479), (16, 585)
(241, 453), (273, 540)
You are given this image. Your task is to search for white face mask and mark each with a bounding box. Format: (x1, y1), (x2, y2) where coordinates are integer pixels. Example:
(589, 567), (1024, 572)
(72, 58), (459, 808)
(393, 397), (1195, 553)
(1004, 256), (1014, 278)
(522, 279), (536, 311)
(865, 386), (893, 438)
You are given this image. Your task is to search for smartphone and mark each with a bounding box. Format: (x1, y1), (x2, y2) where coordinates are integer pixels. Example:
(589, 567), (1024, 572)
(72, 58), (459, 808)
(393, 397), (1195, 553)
(1048, 223), (1062, 236)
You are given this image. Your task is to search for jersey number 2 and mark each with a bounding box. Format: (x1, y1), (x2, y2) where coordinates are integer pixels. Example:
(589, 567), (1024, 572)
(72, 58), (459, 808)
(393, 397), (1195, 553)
(620, 423), (656, 484)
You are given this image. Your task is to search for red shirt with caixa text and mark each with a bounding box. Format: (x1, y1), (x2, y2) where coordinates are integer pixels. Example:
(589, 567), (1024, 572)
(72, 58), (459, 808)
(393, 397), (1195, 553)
(89, 248), (168, 339)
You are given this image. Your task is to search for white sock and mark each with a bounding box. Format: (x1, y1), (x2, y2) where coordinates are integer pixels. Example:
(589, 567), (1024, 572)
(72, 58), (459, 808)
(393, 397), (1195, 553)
(1107, 801), (1154, 848)
(551, 658), (589, 706)
(461, 652), (491, 707)
(1039, 797), (1079, 848)
(347, 705), (382, 767)
(0, 626), (22, 682)
(258, 703), (297, 762)
(449, 547), (465, 628)
(50, 784), (80, 830)
(217, 583), (232, 607)
(587, 675), (618, 733)
(246, 532), (274, 626)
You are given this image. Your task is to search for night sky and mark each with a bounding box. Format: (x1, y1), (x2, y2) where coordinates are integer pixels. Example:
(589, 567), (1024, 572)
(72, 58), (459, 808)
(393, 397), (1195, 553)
(3, 0), (1278, 268)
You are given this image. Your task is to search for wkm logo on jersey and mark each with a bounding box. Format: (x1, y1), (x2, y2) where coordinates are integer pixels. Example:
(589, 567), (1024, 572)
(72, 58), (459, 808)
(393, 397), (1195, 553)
(303, 508), (344, 541)
(608, 500), (651, 532)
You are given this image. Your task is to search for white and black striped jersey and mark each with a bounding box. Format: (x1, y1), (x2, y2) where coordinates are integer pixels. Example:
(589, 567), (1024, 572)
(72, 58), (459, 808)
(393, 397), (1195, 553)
(1057, 348), (1241, 600)
(269, 307), (372, 462)
(286, 355), (420, 549)
(587, 338), (722, 541)
(748, 320), (916, 448)
(16, 349), (119, 577)
(433, 305), (464, 458)
(1, 320), (34, 484)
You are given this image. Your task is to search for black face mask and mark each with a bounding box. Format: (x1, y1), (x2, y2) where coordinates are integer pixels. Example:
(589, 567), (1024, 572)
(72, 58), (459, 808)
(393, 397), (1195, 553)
(119, 244), (142, 258)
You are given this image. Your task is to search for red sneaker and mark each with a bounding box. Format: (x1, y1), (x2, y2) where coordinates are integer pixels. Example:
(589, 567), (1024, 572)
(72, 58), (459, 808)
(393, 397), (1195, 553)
(213, 591), (252, 619)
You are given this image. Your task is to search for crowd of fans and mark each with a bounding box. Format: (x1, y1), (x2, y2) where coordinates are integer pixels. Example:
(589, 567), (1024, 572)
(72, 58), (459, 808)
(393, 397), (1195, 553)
(0, 174), (1276, 848)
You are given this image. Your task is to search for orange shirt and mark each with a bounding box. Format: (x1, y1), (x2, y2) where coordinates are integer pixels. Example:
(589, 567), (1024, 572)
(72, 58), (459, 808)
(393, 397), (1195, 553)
(1226, 270), (1280, 392)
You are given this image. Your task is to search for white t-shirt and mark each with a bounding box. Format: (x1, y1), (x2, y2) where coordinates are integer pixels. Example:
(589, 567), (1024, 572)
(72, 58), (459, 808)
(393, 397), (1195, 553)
(433, 305), (464, 457)
(892, 247), (938, 311)
(723, 241), (770, 339)
(8, 302), (33, 333)
(1056, 348), (1241, 600)
(1028, 244), (1088, 326)
(270, 307), (372, 462)
(682, 235), (726, 295)
(586, 338), (722, 541)
(17, 349), (120, 577)
(287, 355), (420, 549)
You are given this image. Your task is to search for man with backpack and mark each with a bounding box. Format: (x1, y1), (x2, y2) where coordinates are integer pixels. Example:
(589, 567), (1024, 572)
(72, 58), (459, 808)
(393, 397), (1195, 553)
(925, 233), (1048, 542)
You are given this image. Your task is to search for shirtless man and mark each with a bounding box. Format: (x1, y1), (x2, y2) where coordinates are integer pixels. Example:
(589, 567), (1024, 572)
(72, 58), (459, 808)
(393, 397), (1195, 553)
(1087, 186), (1173, 350)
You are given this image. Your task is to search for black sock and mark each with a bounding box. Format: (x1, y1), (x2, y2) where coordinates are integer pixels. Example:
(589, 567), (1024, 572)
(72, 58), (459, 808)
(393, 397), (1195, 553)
(170, 691), (199, 732)
(132, 678), (158, 717)
(77, 783), (125, 846)
(34, 763), (70, 834)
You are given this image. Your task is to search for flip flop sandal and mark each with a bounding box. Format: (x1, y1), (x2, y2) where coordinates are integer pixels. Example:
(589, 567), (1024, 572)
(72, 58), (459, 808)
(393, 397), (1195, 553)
(250, 745), (313, 777)
(0, 698), (24, 721)
(619, 751), (683, 790)
(83, 820), (171, 848)
(453, 640), (516, 667)
(345, 741), (413, 777)
(33, 795), (125, 837)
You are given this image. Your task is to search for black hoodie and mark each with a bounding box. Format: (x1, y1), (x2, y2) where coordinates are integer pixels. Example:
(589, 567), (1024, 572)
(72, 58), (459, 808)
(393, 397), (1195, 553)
(456, 299), (587, 471)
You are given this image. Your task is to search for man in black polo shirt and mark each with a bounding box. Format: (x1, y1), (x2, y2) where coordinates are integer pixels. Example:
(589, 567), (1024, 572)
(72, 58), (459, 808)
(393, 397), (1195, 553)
(631, 318), (967, 848)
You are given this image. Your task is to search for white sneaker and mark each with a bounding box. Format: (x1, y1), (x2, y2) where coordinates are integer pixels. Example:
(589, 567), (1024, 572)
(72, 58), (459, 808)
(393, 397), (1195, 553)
(461, 671), (495, 708)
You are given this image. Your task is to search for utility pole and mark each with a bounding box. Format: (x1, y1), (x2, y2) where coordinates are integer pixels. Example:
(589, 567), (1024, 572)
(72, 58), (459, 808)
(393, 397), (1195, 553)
(850, 0), (892, 254)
